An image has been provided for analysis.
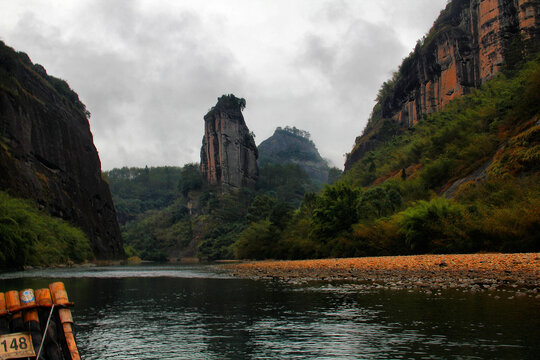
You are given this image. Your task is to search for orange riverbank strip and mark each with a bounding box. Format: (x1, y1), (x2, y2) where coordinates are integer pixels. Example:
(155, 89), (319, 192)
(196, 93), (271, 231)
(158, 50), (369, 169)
(225, 253), (540, 291)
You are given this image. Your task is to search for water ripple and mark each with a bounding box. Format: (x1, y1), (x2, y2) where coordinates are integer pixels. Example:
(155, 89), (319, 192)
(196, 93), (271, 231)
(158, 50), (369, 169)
(2, 265), (538, 359)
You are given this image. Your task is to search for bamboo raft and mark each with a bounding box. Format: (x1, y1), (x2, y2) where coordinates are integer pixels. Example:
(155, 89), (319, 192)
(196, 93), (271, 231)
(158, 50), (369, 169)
(0, 282), (79, 360)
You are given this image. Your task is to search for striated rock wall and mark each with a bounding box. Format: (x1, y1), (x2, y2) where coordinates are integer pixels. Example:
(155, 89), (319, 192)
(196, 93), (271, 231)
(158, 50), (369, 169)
(0, 42), (124, 260)
(393, 0), (539, 128)
(345, 0), (539, 170)
(200, 95), (258, 189)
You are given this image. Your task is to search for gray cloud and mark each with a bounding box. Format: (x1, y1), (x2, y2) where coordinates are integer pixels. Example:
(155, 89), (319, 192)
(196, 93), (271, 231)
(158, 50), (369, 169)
(0, 0), (447, 170)
(300, 20), (406, 102)
(6, 1), (246, 168)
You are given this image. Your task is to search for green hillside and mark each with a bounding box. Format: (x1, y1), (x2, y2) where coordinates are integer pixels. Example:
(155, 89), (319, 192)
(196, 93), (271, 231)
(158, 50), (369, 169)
(107, 161), (316, 261)
(103, 166), (182, 226)
(106, 57), (539, 262)
(234, 57), (540, 259)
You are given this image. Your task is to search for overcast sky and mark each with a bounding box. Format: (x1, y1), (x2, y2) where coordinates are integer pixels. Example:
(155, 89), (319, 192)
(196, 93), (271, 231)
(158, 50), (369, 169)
(0, 0), (447, 170)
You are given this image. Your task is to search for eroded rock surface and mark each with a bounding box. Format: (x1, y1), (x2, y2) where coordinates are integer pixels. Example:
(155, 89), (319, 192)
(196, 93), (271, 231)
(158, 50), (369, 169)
(200, 95), (258, 189)
(0, 41), (124, 260)
(345, 0), (539, 170)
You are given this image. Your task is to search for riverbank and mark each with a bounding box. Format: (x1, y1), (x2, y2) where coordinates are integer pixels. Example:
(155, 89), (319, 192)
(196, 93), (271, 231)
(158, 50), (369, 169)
(225, 253), (540, 295)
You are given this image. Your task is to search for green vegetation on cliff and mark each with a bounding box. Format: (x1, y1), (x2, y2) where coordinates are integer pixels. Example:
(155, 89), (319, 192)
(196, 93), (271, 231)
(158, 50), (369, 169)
(109, 158), (320, 261)
(1, 40), (125, 262)
(0, 191), (93, 269)
(108, 57), (539, 262)
(343, 56), (540, 190)
(346, 0), (538, 172)
(0, 41), (88, 117)
(111, 59), (539, 261)
(235, 57), (540, 259)
(206, 94), (246, 117)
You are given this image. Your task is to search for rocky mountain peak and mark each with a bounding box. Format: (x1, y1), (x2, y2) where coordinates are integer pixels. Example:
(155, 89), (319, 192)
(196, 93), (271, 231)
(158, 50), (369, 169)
(200, 94), (258, 189)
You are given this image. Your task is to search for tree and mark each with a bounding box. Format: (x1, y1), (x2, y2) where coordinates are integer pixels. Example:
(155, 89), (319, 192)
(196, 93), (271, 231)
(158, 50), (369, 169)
(178, 163), (202, 196)
(246, 195), (277, 223)
(239, 97), (246, 111)
(312, 182), (360, 240)
(357, 186), (402, 220)
(234, 220), (275, 259)
(327, 167), (343, 184)
(268, 201), (294, 230)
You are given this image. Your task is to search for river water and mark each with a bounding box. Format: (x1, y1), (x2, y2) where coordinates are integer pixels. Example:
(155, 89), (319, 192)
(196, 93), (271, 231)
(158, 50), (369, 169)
(1, 264), (538, 359)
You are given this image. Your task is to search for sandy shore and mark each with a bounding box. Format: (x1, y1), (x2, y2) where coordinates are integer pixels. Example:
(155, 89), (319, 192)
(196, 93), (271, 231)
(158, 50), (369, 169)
(224, 253), (540, 294)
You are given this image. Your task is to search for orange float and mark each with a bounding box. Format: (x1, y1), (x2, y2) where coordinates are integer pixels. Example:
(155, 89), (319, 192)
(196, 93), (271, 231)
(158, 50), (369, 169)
(0, 283), (80, 360)
(50, 282), (80, 360)
(0, 293), (8, 335)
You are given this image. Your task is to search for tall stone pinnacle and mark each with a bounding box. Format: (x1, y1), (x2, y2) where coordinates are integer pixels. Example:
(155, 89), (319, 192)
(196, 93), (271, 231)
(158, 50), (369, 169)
(200, 94), (259, 189)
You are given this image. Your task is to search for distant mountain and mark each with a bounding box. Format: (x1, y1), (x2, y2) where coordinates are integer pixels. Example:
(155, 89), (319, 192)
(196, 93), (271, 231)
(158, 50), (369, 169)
(258, 126), (330, 185)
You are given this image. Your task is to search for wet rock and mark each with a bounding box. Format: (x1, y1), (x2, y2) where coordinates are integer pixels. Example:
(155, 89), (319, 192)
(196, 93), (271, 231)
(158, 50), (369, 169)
(225, 254), (540, 292)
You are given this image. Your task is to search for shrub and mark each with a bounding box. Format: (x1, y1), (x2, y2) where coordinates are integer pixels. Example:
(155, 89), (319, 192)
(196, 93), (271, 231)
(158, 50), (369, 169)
(420, 157), (455, 189)
(454, 175), (540, 251)
(311, 182), (361, 240)
(234, 220), (275, 260)
(351, 219), (405, 256)
(398, 197), (467, 253)
(357, 185), (402, 220)
(0, 191), (93, 268)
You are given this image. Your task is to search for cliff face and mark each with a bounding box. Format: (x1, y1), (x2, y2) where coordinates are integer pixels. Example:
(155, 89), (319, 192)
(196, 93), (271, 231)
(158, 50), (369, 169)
(200, 95), (258, 189)
(0, 41), (124, 260)
(258, 127), (330, 185)
(345, 0), (539, 170)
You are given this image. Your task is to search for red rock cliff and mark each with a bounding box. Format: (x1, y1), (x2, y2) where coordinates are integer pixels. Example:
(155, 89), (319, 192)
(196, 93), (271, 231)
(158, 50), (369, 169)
(200, 95), (258, 189)
(345, 0), (539, 171)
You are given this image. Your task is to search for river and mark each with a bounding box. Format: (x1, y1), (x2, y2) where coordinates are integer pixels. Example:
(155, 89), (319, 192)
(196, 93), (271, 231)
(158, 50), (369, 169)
(1, 264), (538, 359)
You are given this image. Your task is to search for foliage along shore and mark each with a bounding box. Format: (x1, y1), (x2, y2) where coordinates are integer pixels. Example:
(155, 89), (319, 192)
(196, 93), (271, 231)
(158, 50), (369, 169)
(225, 253), (540, 294)
(233, 57), (540, 260)
(104, 57), (540, 263)
(0, 191), (93, 269)
(9, 56), (538, 268)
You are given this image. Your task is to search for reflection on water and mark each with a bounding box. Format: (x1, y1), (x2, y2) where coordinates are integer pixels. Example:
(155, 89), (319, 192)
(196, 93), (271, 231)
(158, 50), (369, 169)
(0, 264), (231, 280)
(1, 265), (538, 359)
